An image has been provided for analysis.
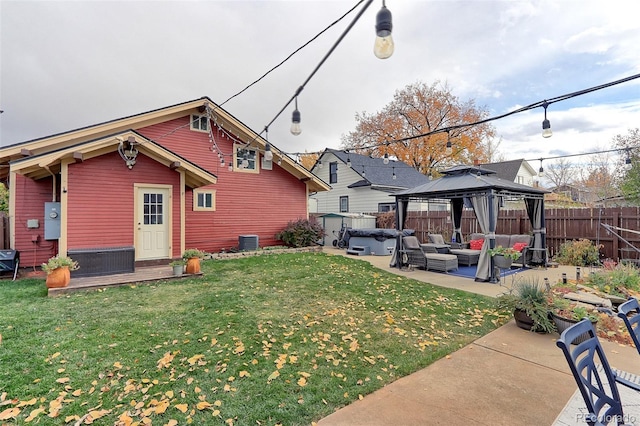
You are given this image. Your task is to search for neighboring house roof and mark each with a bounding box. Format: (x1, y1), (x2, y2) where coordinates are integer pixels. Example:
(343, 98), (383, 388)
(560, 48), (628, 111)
(479, 159), (536, 182)
(315, 148), (431, 190)
(0, 97), (330, 192)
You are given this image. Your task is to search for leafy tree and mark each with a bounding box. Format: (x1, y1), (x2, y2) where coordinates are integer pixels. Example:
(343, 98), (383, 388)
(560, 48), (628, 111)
(0, 183), (8, 213)
(577, 150), (617, 205)
(614, 128), (640, 204)
(298, 152), (319, 171)
(340, 81), (495, 176)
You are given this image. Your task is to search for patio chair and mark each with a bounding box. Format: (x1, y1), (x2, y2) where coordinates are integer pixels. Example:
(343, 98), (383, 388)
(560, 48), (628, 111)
(617, 297), (640, 355)
(401, 236), (427, 269)
(402, 236), (458, 273)
(556, 318), (640, 426)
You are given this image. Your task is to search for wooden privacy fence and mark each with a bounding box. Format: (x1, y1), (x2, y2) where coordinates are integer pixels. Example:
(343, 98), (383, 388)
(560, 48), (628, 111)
(375, 207), (640, 262)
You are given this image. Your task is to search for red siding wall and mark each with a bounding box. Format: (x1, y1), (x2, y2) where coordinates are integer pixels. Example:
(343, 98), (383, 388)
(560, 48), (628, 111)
(13, 174), (57, 268)
(67, 151), (182, 256)
(139, 117), (309, 252)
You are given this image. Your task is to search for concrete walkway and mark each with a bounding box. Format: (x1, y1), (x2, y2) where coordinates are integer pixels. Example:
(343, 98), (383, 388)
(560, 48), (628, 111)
(318, 248), (640, 425)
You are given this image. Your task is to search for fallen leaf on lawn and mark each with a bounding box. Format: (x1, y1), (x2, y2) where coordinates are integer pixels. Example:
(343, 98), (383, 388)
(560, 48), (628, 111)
(267, 370), (280, 383)
(113, 361), (123, 369)
(188, 354), (204, 365)
(157, 352), (175, 369)
(166, 420), (178, 426)
(72, 389), (82, 397)
(55, 377), (70, 384)
(25, 406), (46, 422)
(175, 404), (188, 413)
(165, 390), (174, 399)
(0, 407), (20, 420)
(118, 411), (134, 425)
(196, 401), (212, 410)
(18, 398), (37, 407)
(212, 409), (220, 416)
(239, 370), (250, 378)
(297, 377), (307, 387)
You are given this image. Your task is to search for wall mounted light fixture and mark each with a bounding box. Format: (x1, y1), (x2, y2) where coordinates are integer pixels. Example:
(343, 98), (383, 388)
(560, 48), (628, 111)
(118, 136), (139, 169)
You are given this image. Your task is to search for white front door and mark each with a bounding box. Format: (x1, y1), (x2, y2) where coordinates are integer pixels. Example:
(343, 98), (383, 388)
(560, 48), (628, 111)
(136, 186), (171, 260)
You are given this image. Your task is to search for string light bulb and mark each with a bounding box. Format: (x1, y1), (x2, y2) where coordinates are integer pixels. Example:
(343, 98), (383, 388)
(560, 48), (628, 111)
(446, 140), (452, 155)
(362, 166), (366, 178)
(290, 98), (302, 136)
(392, 166), (396, 180)
(242, 152), (249, 169)
(383, 152), (389, 164)
(625, 149), (632, 170)
(264, 143), (273, 161)
(538, 159), (544, 177)
(374, 1), (394, 59)
(346, 152), (351, 168)
(542, 102), (553, 138)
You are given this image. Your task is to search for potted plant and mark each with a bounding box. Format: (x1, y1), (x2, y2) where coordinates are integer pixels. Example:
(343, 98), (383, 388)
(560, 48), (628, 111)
(495, 279), (555, 333)
(41, 255), (79, 288)
(488, 245), (521, 269)
(182, 249), (205, 274)
(550, 297), (599, 344)
(169, 260), (185, 276)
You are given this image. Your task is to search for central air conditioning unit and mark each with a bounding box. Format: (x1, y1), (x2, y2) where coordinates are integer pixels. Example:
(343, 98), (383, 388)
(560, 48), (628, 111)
(239, 235), (259, 251)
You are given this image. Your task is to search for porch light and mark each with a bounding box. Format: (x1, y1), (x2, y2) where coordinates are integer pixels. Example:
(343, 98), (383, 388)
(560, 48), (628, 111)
(118, 136), (139, 169)
(374, 1), (394, 59)
(542, 102), (552, 138)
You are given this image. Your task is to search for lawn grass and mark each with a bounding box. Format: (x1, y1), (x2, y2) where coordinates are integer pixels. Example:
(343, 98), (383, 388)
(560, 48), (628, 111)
(0, 252), (510, 425)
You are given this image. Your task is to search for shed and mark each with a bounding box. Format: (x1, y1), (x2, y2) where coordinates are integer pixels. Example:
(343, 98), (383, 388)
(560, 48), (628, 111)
(318, 213), (376, 246)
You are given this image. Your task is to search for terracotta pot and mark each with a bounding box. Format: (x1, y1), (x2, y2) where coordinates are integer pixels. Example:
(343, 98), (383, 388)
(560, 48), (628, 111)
(46, 266), (70, 288)
(185, 257), (201, 274)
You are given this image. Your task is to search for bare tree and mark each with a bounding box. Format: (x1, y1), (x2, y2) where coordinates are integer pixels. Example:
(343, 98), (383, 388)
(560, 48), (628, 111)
(544, 158), (576, 189)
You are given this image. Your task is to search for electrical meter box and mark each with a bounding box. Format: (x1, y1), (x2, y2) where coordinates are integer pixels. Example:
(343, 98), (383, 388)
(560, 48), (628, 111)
(44, 202), (61, 240)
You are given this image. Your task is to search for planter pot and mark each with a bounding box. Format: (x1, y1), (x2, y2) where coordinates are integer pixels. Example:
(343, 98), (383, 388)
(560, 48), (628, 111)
(172, 265), (184, 276)
(551, 312), (597, 344)
(46, 266), (70, 288)
(493, 255), (513, 269)
(185, 257), (201, 274)
(513, 308), (536, 331)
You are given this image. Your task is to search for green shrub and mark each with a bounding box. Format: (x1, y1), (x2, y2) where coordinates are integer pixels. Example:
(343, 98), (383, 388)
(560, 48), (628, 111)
(276, 218), (324, 248)
(555, 239), (601, 266)
(585, 262), (640, 296)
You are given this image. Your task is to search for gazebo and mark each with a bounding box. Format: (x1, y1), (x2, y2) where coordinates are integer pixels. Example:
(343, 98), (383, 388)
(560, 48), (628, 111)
(393, 165), (549, 282)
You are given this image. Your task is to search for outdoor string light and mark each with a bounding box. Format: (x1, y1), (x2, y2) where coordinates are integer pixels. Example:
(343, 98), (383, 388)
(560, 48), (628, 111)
(374, 0), (394, 59)
(445, 132), (452, 155)
(538, 159), (544, 177)
(542, 101), (553, 138)
(290, 97), (302, 135)
(383, 152), (390, 164)
(392, 166), (396, 179)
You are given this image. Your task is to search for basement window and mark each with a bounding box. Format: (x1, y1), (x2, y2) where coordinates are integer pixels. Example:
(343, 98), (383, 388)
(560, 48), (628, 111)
(193, 189), (216, 211)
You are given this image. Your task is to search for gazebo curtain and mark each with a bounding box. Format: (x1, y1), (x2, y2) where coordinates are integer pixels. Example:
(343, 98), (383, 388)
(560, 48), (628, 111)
(470, 191), (499, 282)
(451, 198), (464, 244)
(390, 199), (410, 268)
(525, 197), (546, 264)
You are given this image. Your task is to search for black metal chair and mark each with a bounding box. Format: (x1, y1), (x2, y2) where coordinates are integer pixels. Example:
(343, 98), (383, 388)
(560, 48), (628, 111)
(617, 297), (640, 355)
(556, 318), (640, 426)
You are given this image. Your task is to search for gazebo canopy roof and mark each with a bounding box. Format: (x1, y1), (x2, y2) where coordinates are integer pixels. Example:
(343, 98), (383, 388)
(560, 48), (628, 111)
(394, 165), (549, 201)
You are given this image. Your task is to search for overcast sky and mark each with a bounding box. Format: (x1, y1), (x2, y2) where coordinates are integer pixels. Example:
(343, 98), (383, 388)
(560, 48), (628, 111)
(1, 0), (639, 168)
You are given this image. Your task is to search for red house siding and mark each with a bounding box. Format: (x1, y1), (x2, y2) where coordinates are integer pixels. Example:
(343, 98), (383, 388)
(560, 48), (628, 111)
(13, 174), (57, 268)
(139, 117), (309, 253)
(66, 152), (182, 256)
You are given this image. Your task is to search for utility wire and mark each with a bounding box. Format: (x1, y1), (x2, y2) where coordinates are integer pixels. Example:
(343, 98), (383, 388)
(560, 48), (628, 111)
(217, 0), (366, 108)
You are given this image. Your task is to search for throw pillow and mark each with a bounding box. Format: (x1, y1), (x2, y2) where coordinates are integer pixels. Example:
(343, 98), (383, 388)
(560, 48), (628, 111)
(512, 242), (527, 252)
(470, 239), (484, 250)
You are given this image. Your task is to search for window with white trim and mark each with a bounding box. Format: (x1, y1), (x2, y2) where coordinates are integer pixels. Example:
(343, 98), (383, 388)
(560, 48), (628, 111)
(378, 203), (395, 212)
(234, 146), (258, 173)
(339, 196), (349, 213)
(193, 189), (216, 211)
(190, 114), (209, 132)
